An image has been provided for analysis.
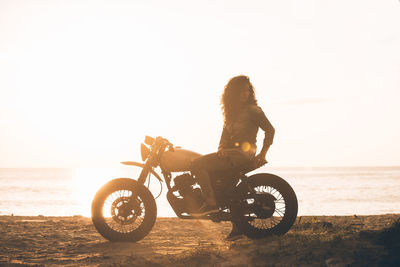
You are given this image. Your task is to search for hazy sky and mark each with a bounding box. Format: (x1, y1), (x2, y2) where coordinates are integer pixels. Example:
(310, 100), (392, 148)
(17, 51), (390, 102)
(1, 0), (399, 168)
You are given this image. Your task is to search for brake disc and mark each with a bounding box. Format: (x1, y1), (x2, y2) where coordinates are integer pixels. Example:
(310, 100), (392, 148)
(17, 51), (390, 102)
(111, 196), (142, 225)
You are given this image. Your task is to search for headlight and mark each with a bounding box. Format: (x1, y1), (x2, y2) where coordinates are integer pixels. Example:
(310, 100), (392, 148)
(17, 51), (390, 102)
(141, 143), (150, 161)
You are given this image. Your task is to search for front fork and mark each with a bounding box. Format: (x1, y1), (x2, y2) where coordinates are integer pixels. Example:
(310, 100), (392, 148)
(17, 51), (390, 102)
(127, 162), (152, 210)
(137, 164), (152, 184)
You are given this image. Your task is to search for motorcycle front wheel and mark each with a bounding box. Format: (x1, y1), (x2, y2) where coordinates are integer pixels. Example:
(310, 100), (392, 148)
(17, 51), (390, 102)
(91, 178), (157, 242)
(233, 173), (298, 239)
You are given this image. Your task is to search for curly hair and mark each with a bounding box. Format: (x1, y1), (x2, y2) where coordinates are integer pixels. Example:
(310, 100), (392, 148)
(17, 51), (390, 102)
(221, 75), (257, 124)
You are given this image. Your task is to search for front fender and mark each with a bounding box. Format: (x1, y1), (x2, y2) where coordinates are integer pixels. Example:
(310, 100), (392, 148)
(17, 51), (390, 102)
(120, 161), (163, 183)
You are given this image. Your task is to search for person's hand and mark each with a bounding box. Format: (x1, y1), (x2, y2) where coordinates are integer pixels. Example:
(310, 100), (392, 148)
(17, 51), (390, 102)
(254, 152), (268, 167)
(217, 149), (228, 158)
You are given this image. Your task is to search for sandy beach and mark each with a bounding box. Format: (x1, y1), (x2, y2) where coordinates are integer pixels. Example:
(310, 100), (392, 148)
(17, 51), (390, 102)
(1, 214), (399, 266)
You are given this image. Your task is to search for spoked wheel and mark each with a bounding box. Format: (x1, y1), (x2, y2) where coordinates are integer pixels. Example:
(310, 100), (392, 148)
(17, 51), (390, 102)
(92, 178), (157, 242)
(233, 173), (298, 239)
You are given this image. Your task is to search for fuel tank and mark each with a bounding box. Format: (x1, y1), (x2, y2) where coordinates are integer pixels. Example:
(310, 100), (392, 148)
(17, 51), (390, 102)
(160, 148), (202, 172)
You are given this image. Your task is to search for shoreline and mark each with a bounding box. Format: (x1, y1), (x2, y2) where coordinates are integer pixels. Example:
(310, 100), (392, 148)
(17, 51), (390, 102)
(2, 211), (400, 218)
(1, 214), (399, 266)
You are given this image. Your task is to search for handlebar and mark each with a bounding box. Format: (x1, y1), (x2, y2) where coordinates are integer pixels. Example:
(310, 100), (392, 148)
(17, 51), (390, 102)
(158, 136), (174, 152)
(149, 136), (174, 152)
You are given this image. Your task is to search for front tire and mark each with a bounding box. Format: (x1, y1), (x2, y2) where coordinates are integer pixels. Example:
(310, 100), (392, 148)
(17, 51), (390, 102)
(91, 178), (157, 242)
(233, 173), (298, 239)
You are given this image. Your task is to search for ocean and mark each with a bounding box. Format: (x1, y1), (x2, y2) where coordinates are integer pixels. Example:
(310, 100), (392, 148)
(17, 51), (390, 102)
(1, 166), (399, 217)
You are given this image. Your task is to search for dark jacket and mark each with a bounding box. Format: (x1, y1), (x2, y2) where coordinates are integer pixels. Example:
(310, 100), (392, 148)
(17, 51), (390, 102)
(218, 104), (275, 151)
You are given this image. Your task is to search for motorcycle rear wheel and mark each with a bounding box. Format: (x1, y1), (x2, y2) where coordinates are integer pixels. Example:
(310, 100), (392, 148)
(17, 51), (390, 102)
(233, 173), (298, 239)
(91, 178), (157, 242)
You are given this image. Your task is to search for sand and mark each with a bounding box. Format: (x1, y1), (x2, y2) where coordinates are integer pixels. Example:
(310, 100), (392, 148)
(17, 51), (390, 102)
(0, 214), (399, 266)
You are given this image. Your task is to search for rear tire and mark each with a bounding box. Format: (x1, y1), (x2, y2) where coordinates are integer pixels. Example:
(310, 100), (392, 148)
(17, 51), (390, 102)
(233, 173), (298, 239)
(91, 178), (157, 242)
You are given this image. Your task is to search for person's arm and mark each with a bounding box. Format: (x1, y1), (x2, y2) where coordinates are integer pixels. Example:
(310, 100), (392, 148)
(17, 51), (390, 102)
(251, 106), (275, 165)
(259, 118), (274, 157)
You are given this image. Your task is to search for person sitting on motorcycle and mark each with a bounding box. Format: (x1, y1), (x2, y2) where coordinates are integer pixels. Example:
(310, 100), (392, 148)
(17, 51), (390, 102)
(191, 75), (275, 240)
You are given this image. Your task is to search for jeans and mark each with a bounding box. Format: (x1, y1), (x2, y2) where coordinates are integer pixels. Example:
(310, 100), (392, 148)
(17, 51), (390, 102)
(191, 148), (254, 206)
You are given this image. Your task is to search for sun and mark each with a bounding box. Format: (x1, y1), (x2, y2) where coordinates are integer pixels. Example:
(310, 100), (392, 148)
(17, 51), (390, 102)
(70, 166), (146, 217)
(70, 168), (120, 217)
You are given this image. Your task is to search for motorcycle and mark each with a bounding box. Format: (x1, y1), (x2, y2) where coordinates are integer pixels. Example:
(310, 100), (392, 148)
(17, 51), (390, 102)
(91, 136), (298, 242)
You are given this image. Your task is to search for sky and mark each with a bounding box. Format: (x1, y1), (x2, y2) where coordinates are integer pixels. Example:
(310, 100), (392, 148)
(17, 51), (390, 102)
(0, 0), (399, 168)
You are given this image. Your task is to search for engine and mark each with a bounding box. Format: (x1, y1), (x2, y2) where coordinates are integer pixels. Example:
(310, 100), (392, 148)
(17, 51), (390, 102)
(166, 173), (204, 215)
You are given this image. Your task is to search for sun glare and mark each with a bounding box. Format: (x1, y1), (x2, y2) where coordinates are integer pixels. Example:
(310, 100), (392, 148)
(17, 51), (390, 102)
(71, 168), (122, 217)
(70, 166), (146, 217)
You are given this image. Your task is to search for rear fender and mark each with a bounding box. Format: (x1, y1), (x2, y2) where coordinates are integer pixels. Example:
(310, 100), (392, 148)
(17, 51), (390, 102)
(121, 161), (163, 184)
